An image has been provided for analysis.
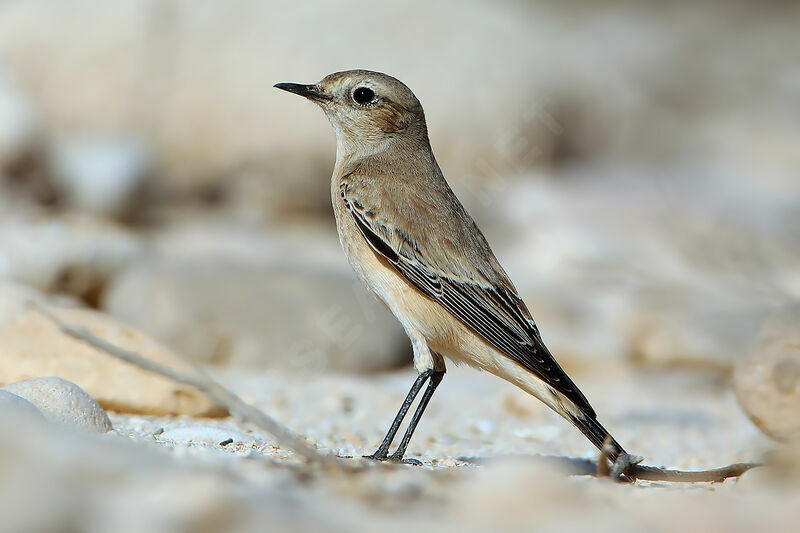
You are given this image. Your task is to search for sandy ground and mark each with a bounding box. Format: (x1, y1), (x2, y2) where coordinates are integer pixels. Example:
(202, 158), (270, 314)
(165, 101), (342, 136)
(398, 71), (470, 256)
(94, 361), (795, 533)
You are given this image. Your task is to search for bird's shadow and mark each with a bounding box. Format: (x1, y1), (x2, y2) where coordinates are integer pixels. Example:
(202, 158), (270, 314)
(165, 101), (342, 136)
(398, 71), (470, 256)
(344, 451), (759, 483)
(457, 453), (598, 476)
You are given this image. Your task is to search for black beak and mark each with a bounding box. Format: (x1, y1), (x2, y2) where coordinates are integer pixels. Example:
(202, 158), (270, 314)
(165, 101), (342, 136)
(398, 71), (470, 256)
(273, 83), (330, 102)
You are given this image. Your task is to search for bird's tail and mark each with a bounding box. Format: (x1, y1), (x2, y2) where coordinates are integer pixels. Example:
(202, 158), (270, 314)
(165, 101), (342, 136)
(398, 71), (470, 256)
(567, 411), (626, 462)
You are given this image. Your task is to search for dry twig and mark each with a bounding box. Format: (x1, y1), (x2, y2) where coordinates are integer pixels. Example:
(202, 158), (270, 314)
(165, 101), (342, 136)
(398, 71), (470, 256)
(596, 430), (759, 483)
(462, 454), (759, 483)
(34, 304), (341, 468)
(625, 462), (759, 483)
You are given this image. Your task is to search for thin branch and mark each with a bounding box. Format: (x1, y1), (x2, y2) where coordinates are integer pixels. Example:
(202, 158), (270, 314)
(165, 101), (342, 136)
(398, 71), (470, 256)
(625, 462), (759, 483)
(34, 303), (341, 468)
(460, 454), (759, 482)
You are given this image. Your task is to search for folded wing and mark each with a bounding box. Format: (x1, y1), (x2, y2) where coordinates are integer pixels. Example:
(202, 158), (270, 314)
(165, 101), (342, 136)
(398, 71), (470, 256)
(341, 180), (595, 417)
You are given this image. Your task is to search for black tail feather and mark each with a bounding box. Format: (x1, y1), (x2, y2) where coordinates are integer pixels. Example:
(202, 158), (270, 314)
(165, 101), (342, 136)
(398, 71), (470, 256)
(568, 412), (626, 462)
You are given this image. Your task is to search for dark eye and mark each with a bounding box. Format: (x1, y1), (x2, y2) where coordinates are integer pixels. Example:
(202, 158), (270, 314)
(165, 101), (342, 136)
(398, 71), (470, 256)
(353, 87), (375, 104)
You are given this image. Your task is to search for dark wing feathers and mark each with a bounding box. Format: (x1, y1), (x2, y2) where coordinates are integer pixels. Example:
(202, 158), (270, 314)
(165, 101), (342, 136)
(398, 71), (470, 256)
(342, 184), (594, 417)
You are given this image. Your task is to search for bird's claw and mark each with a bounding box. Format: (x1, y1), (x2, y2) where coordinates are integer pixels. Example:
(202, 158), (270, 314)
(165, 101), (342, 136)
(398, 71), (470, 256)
(362, 452), (422, 466)
(393, 456), (422, 465)
(610, 453), (643, 480)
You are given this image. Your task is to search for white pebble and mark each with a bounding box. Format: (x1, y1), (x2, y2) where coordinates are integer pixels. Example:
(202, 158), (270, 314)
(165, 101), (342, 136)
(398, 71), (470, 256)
(475, 419), (496, 435)
(2, 377), (113, 433)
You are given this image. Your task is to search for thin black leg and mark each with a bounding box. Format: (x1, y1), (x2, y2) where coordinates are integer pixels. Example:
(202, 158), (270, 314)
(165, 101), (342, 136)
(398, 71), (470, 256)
(387, 369), (445, 463)
(364, 370), (433, 460)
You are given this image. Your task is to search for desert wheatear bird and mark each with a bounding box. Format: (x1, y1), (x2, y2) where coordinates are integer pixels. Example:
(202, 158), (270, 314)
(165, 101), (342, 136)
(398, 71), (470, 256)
(276, 70), (627, 465)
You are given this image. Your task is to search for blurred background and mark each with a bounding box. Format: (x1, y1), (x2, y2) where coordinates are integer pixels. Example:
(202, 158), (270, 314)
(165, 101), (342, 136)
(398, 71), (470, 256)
(1, 0), (797, 375)
(1, 0), (799, 530)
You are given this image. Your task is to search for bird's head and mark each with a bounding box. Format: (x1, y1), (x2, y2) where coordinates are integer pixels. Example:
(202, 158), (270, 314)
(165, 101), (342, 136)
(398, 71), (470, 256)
(275, 70), (426, 148)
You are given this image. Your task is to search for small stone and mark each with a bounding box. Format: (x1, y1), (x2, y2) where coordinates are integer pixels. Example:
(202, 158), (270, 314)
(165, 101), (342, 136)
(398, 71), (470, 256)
(734, 303), (800, 441)
(0, 282), (226, 417)
(2, 377), (113, 433)
(103, 256), (409, 372)
(0, 214), (142, 303)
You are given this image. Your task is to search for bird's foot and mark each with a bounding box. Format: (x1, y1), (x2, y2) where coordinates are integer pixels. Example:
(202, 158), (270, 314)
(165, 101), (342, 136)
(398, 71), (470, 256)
(362, 452), (386, 461)
(362, 446), (389, 461)
(597, 436), (643, 481)
(362, 451), (422, 466)
(610, 453), (644, 480)
(390, 454), (422, 465)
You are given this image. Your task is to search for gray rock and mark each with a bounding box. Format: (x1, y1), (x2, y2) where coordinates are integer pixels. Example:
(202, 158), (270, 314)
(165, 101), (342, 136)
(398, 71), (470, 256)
(0, 213), (142, 302)
(104, 257), (409, 372)
(3, 377), (113, 433)
(735, 303), (800, 442)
